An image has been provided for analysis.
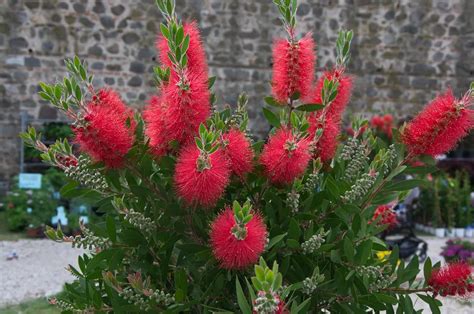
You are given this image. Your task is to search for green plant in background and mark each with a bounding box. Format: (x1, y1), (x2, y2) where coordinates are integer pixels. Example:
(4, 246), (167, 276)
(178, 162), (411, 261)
(2, 170), (66, 231)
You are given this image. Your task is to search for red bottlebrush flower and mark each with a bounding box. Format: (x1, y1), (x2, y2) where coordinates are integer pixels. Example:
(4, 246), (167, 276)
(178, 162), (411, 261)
(210, 207), (267, 269)
(307, 68), (352, 121)
(157, 21), (208, 78)
(370, 114), (393, 138)
(162, 72), (211, 144)
(428, 262), (474, 297)
(174, 145), (230, 207)
(222, 129), (254, 177)
(308, 113), (341, 162)
(402, 89), (473, 157)
(144, 72), (211, 157)
(271, 34), (315, 103)
(369, 205), (397, 229)
(260, 128), (311, 184)
(143, 95), (171, 156)
(74, 90), (134, 168)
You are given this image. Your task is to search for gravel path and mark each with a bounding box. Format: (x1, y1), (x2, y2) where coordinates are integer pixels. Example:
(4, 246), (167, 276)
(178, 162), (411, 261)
(0, 239), (84, 307)
(0, 237), (473, 312)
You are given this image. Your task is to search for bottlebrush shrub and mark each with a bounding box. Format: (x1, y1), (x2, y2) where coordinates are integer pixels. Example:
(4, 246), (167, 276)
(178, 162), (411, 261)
(22, 0), (474, 313)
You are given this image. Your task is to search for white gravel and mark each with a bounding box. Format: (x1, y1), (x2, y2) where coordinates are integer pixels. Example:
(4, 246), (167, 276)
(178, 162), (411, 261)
(0, 239), (84, 307)
(0, 237), (473, 312)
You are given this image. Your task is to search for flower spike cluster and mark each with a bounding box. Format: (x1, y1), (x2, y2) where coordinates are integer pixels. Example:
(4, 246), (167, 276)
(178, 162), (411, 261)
(369, 205), (398, 230)
(145, 21), (211, 156)
(221, 129), (254, 177)
(260, 128), (311, 184)
(308, 68), (353, 162)
(74, 89), (135, 168)
(402, 89), (473, 157)
(210, 202), (267, 269)
(272, 34), (316, 103)
(428, 262), (474, 297)
(174, 140), (230, 208)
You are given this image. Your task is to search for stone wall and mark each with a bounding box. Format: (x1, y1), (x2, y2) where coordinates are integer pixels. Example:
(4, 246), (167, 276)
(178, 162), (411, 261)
(1, 0), (473, 189)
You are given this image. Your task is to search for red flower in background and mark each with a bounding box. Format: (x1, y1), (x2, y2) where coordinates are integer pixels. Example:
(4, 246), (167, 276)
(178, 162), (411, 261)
(428, 262), (474, 297)
(370, 114), (393, 138)
(210, 207), (267, 269)
(402, 89), (473, 157)
(157, 21), (208, 79)
(308, 113), (340, 162)
(260, 128), (311, 184)
(222, 129), (254, 177)
(370, 205), (397, 229)
(174, 145), (230, 207)
(74, 89), (134, 168)
(306, 68), (352, 121)
(271, 34), (315, 103)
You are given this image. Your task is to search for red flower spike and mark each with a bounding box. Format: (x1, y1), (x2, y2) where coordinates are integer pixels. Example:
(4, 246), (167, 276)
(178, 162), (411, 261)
(222, 129), (254, 177)
(271, 34), (315, 103)
(308, 113), (341, 162)
(144, 95), (173, 156)
(174, 145), (230, 207)
(402, 89), (473, 157)
(144, 72), (211, 157)
(157, 21), (208, 79)
(210, 207), (267, 269)
(307, 69), (352, 121)
(74, 89), (134, 168)
(370, 114), (393, 138)
(369, 205), (398, 229)
(260, 128), (311, 184)
(428, 262), (474, 297)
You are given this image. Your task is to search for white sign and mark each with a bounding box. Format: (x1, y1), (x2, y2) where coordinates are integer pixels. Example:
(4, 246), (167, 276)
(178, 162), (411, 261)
(19, 173), (42, 189)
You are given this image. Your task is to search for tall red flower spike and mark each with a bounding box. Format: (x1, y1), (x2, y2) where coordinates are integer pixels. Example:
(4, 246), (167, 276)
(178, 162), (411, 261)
(308, 113), (340, 162)
(402, 89), (473, 157)
(222, 129), (254, 177)
(210, 207), (267, 269)
(307, 68), (352, 121)
(145, 72), (211, 157)
(369, 205), (398, 230)
(174, 145), (230, 207)
(74, 89), (134, 168)
(260, 128), (311, 184)
(271, 34), (315, 103)
(428, 262), (474, 297)
(157, 21), (208, 79)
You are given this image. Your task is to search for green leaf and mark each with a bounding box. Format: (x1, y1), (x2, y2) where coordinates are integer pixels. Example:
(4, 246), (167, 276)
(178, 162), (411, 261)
(417, 294), (441, 314)
(288, 218), (301, 240)
(355, 239), (372, 264)
(384, 179), (425, 192)
(262, 107), (281, 128)
(267, 233), (287, 250)
(174, 268), (188, 302)
(106, 215), (116, 242)
(295, 103), (324, 112)
(264, 96), (283, 107)
(208, 76), (216, 89)
(423, 258), (432, 285)
(343, 237), (354, 262)
(236, 277), (251, 314)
